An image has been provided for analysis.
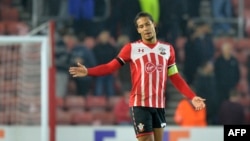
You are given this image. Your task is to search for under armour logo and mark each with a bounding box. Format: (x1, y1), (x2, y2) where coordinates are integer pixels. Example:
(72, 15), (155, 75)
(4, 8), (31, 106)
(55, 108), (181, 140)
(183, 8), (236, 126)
(138, 48), (144, 52)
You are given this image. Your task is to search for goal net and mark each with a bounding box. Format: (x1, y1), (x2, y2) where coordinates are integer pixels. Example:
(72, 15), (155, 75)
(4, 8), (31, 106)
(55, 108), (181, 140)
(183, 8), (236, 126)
(0, 22), (55, 141)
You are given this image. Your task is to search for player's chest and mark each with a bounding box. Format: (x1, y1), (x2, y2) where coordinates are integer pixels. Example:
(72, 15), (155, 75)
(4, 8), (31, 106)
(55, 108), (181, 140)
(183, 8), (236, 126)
(130, 45), (170, 61)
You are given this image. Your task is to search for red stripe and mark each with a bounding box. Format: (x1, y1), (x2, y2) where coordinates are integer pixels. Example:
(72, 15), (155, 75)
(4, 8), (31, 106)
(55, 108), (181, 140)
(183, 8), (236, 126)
(134, 59), (142, 106)
(136, 132), (154, 138)
(158, 56), (166, 108)
(49, 20), (56, 141)
(150, 53), (157, 107)
(143, 55), (150, 107)
(129, 62), (137, 106)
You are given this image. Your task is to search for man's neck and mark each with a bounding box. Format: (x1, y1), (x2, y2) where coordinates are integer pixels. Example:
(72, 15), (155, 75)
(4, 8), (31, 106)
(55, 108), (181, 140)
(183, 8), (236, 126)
(142, 38), (157, 44)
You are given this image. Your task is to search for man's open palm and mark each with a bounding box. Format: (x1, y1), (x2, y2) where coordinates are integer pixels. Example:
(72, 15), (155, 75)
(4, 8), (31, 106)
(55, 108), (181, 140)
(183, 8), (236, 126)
(69, 62), (88, 77)
(191, 96), (206, 111)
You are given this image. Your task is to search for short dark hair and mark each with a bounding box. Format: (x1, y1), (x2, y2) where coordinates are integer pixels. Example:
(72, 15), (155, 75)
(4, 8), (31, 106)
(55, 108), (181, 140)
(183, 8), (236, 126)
(134, 12), (154, 28)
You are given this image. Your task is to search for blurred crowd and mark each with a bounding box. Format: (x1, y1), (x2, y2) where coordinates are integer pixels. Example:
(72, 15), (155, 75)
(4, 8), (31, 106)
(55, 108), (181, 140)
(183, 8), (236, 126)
(1, 0), (250, 126)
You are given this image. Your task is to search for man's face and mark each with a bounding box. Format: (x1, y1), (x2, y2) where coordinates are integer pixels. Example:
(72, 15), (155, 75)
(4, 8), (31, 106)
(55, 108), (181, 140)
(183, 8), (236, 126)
(136, 17), (156, 42)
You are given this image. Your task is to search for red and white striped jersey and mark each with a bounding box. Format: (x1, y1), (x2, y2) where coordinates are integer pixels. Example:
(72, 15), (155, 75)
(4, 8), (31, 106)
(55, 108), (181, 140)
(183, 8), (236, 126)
(118, 40), (176, 108)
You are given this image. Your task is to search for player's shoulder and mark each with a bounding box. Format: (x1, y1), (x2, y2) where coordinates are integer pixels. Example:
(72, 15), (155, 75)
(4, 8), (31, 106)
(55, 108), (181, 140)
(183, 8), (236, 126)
(120, 42), (132, 49)
(119, 42), (133, 52)
(158, 40), (175, 50)
(130, 40), (143, 45)
(158, 40), (174, 47)
(122, 40), (144, 49)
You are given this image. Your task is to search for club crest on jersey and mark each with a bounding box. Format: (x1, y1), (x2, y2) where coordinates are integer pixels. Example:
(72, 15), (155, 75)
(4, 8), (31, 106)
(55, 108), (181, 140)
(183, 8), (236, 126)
(159, 47), (166, 55)
(145, 62), (163, 73)
(137, 123), (144, 132)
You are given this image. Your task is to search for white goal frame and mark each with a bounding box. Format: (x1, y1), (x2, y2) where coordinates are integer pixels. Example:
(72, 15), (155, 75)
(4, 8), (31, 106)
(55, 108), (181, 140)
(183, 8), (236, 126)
(0, 36), (49, 141)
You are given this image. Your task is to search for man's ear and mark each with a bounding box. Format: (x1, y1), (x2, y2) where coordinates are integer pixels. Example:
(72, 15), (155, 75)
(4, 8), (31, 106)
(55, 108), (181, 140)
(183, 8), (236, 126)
(137, 28), (141, 34)
(153, 22), (158, 28)
(153, 22), (158, 33)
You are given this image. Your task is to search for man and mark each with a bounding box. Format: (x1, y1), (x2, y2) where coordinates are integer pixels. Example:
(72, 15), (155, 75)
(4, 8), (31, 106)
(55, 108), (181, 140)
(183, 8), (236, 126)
(92, 30), (118, 97)
(217, 89), (245, 125)
(214, 42), (240, 108)
(67, 34), (96, 96)
(69, 12), (206, 141)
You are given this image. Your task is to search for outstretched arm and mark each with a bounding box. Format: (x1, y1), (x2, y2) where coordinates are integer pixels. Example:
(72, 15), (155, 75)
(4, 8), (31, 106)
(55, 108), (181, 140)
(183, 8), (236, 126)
(168, 64), (206, 110)
(88, 58), (123, 76)
(69, 57), (123, 77)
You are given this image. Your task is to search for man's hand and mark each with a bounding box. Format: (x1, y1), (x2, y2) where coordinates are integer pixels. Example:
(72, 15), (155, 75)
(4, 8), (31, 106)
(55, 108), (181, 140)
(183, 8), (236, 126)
(191, 96), (206, 110)
(69, 62), (88, 77)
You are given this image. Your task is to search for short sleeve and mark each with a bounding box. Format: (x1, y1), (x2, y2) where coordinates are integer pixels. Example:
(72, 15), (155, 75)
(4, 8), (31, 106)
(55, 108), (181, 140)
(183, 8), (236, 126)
(168, 45), (176, 67)
(118, 43), (132, 62)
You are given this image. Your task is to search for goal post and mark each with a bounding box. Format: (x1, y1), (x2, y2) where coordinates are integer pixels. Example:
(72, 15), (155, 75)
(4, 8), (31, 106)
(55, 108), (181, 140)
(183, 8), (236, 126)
(0, 36), (50, 141)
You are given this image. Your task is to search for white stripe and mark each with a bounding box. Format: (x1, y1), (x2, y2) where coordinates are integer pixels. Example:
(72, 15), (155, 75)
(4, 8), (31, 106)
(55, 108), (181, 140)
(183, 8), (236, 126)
(147, 54), (152, 107)
(140, 57), (145, 106)
(161, 59), (167, 107)
(133, 60), (138, 106)
(168, 63), (176, 68)
(155, 54), (159, 107)
(118, 57), (126, 64)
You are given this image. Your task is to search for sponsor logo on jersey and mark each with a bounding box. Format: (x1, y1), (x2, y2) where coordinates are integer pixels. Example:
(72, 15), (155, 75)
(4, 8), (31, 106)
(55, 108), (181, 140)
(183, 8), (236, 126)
(145, 62), (163, 73)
